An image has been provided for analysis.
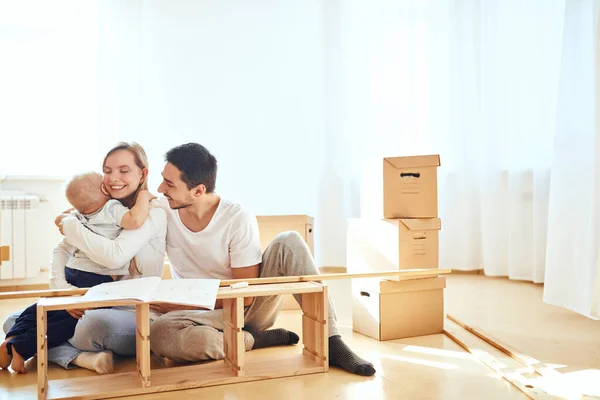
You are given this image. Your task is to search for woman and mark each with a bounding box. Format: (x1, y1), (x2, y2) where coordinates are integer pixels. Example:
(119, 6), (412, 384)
(2, 142), (167, 373)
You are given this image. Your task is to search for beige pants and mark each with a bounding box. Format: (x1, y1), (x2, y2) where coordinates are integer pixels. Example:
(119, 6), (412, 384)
(149, 232), (339, 363)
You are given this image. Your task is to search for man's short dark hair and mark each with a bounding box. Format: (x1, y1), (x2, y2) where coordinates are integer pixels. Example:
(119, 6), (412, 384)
(165, 143), (217, 192)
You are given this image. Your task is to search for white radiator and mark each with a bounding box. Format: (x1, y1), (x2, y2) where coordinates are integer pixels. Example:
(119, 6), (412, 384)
(1, 175), (69, 281)
(0, 191), (44, 279)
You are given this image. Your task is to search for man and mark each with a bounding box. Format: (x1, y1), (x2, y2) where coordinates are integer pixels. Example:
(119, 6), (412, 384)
(150, 143), (375, 376)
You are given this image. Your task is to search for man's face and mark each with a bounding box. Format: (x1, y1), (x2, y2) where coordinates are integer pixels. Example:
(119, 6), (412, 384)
(158, 162), (196, 209)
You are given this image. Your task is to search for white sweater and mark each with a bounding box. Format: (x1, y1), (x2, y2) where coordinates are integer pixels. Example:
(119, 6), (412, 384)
(51, 201), (167, 290)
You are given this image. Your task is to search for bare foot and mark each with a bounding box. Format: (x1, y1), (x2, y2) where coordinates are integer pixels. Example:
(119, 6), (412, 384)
(10, 348), (26, 374)
(0, 338), (13, 369)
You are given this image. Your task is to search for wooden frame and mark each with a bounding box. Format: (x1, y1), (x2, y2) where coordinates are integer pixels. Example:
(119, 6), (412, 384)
(35, 282), (330, 400)
(3, 269), (450, 399)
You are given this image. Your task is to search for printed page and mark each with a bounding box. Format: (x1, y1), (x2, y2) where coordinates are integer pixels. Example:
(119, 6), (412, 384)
(81, 277), (162, 303)
(150, 279), (221, 309)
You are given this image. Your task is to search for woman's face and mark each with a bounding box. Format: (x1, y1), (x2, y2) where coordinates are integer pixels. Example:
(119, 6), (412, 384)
(102, 149), (145, 199)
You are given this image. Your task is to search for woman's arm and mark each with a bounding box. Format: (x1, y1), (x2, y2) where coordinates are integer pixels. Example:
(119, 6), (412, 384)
(49, 239), (77, 289)
(61, 207), (167, 270)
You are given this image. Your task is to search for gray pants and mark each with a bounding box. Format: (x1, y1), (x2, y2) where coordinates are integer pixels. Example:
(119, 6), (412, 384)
(150, 231), (339, 363)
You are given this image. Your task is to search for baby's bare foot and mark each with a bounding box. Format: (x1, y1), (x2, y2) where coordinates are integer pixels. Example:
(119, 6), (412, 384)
(10, 346), (27, 374)
(0, 338), (13, 369)
(10, 348), (26, 374)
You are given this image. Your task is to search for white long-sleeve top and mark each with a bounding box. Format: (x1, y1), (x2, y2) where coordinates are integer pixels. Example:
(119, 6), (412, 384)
(54, 202), (167, 289)
(49, 238), (77, 289)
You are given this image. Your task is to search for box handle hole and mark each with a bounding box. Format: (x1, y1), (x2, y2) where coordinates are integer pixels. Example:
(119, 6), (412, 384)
(360, 291), (370, 297)
(400, 172), (420, 178)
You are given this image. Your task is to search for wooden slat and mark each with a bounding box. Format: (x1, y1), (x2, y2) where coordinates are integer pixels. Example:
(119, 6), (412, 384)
(444, 324), (556, 400)
(220, 268), (451, 287)
(36, 303), (48, 400)
(1, 269), (451, 301)
(222, 298), (232, 373)
(35, 282), (325, 310)
(302, 314), (317, 358)
(234, 297), (245, 377)
(135, 304), (151, 387)
(46, 355), (323, 400)
(301, 285), (328, 369)
(447, 314), (541, 367)
(320, 285), (329, 371)
(0, 288), (87, 300)
(0, 283), (49, 293)
(222, 298), (245, 377)
(446, 315), (579, 393)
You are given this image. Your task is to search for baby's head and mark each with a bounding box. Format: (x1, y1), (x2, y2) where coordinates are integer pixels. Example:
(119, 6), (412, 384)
(65, 172), (110, 214)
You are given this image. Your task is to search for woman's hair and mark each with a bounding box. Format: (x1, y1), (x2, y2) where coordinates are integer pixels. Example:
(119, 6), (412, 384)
(103, 142), (149, 276)
(102, 142), (149, 208)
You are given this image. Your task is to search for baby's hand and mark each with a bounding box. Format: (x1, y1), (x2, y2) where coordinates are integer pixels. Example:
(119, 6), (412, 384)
(137, 190), (157, 203)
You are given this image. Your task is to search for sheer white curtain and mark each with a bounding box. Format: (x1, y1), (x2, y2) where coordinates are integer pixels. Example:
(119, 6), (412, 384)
(543, 0), (600, 319)
(323, 0), (564, 283)
(439, 1), (564, 282)
(328, 0), (600, 318)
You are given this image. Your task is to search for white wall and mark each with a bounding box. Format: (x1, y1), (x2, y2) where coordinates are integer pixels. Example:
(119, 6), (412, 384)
(0, 0), (332, 265)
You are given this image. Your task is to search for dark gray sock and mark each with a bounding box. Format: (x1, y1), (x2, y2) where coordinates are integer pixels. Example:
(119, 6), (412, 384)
(328, 335), (375, 376)
(248, 328), (300, 349)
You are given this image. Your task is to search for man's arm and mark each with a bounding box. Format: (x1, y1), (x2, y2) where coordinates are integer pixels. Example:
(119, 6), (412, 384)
(231, 264), (259, 307)
(212, 264), (259, 309)
(227, 208), (262, 308)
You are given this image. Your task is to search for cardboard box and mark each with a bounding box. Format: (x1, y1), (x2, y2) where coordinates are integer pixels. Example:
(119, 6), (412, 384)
(256, 215), (314, 255)
(361, 154), (440, 219)
(257, 215), (314, 310)
(352, 277), (445, 340)
(347, 218), (441, 279)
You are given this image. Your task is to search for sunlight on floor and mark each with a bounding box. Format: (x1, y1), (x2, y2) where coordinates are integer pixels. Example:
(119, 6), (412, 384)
(401, 345), (473, 360)
(380, 354), (460, 370)
(538, 368), (600, 398)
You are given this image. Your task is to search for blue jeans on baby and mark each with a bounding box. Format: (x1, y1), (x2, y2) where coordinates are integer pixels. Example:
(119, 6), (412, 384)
(3, 307), (139, 369)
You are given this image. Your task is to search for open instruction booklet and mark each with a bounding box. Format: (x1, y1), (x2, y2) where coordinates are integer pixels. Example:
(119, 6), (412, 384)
(80, 277), (221, 310)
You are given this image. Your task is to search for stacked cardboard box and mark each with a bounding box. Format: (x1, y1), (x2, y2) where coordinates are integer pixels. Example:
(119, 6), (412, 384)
(256, 215), (314, 310)
(348, 155), (445, 340)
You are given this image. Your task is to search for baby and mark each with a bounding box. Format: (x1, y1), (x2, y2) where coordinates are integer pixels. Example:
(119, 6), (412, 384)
(0, 172), (155, 373)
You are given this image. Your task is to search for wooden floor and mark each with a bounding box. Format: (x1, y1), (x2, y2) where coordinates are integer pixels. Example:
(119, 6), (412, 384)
(1, 275), (599, 400)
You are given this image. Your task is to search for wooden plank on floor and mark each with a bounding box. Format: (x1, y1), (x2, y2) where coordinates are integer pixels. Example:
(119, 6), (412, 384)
(447, 314), (595, 398)
(444, 319), (557, 400)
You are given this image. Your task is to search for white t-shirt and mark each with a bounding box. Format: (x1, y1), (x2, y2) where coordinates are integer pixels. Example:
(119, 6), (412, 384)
(160, 197), (263, 280)
(66, 199), (130, 275)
